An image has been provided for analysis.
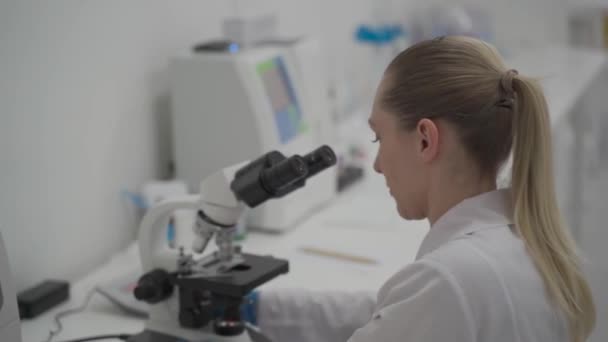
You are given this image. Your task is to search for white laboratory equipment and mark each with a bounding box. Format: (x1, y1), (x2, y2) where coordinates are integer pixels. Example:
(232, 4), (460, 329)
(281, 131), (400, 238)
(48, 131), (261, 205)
(258, 37), (335, 146)
(0, 232), (21, 342)
(170, 43), (336, 233)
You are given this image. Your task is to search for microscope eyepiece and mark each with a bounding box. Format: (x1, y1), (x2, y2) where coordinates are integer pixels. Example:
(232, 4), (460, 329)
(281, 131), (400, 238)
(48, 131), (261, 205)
(230, 146), (337, 208)
(260, 155), (307, 194)
(231, 154), (308, 207)
(303, 145), (337, 178)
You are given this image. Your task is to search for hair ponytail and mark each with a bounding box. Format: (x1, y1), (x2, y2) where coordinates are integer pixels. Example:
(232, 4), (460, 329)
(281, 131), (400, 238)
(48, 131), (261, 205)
(511, 75), (596, 342)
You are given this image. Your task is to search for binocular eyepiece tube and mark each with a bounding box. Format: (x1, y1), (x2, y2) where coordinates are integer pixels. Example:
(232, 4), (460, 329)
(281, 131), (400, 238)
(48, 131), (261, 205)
(231, 145), (337, 208)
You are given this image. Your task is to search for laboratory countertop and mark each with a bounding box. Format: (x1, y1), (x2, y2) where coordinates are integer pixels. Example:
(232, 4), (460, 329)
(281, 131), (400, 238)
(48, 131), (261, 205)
(20, 45), (607, 342)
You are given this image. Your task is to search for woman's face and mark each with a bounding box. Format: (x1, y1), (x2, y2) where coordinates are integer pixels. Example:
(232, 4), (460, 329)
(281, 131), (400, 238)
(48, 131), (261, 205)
(369, 81), (432, 220)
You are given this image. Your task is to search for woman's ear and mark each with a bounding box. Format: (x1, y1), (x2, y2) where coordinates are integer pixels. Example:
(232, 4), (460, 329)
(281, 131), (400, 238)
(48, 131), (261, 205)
(416, 119), (440, 163)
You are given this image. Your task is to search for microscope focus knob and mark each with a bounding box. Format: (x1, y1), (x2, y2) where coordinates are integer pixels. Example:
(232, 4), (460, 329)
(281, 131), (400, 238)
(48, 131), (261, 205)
(134, 269), (174, 304)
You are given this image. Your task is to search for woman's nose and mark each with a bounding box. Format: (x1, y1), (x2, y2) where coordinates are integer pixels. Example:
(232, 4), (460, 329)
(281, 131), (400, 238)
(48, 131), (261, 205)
(373, 155), (382, 174)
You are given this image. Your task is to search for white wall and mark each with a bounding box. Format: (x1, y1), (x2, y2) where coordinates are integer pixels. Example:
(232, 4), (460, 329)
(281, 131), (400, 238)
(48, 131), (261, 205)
(0, 0), (379, 292)
(1, 0), (179, 292)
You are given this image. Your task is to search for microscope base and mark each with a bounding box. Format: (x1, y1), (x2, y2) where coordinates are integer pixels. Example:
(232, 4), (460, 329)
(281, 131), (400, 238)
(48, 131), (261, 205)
(127, 330), (182, 342)
(127, 329), (256, 342)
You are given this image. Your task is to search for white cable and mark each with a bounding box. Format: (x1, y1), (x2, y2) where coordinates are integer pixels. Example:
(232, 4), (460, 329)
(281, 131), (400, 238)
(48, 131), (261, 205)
(42, 288), (98, 342)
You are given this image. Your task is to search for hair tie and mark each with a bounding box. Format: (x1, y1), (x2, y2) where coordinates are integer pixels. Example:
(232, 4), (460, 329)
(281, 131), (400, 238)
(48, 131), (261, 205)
(500, 69), (519, 95)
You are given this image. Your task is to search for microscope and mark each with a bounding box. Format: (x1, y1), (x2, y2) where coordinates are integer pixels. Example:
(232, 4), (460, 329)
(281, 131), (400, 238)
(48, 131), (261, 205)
(128, 145), (336, 342)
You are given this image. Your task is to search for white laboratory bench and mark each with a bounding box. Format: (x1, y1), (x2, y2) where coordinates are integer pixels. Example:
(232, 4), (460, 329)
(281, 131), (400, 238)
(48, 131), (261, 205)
(20, 45), (607, 342)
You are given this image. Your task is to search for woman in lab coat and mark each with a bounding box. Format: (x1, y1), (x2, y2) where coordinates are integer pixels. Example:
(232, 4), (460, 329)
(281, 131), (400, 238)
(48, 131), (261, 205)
(249, 36), (597, 342)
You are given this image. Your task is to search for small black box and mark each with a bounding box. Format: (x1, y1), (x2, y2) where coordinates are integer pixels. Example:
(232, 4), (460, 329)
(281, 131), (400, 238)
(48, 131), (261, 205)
(17, 280), (70, 319)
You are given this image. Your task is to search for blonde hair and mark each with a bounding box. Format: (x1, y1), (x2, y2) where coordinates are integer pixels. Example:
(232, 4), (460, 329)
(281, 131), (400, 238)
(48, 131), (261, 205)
(382, 36), (595, 342)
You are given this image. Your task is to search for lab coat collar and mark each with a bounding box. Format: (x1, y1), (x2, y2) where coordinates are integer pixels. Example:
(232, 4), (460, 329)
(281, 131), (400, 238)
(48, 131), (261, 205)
(416, 188), (514, 260)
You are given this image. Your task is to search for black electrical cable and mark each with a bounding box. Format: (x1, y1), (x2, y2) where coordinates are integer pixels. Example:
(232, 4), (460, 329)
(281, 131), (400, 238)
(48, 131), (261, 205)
(54, 334), (131, 342)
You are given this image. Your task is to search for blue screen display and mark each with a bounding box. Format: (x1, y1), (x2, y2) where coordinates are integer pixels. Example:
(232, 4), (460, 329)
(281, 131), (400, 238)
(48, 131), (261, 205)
(257, 57), (307, 144)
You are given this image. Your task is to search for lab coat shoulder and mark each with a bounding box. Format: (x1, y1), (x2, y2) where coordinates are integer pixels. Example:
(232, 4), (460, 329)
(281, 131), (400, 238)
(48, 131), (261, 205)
(349, 257), (477, 342)
(423, 236), (504, 304)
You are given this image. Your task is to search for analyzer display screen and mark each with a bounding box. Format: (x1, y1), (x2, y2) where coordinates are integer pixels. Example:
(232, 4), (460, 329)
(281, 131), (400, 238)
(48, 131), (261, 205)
(257, 57), (307, 144)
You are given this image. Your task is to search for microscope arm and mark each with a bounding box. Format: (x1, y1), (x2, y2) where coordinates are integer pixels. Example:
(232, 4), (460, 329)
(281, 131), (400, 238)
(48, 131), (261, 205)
(138, 195), (200, 272)
(138, 165), (247, 273)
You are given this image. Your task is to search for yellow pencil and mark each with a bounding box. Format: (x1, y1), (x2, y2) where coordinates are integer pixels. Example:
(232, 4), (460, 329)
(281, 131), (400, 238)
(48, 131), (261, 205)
(299, 246), (379, 265)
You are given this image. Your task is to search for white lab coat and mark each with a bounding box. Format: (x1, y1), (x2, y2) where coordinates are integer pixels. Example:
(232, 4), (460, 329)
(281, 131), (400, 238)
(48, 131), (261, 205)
(257, 189), (569, 342)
